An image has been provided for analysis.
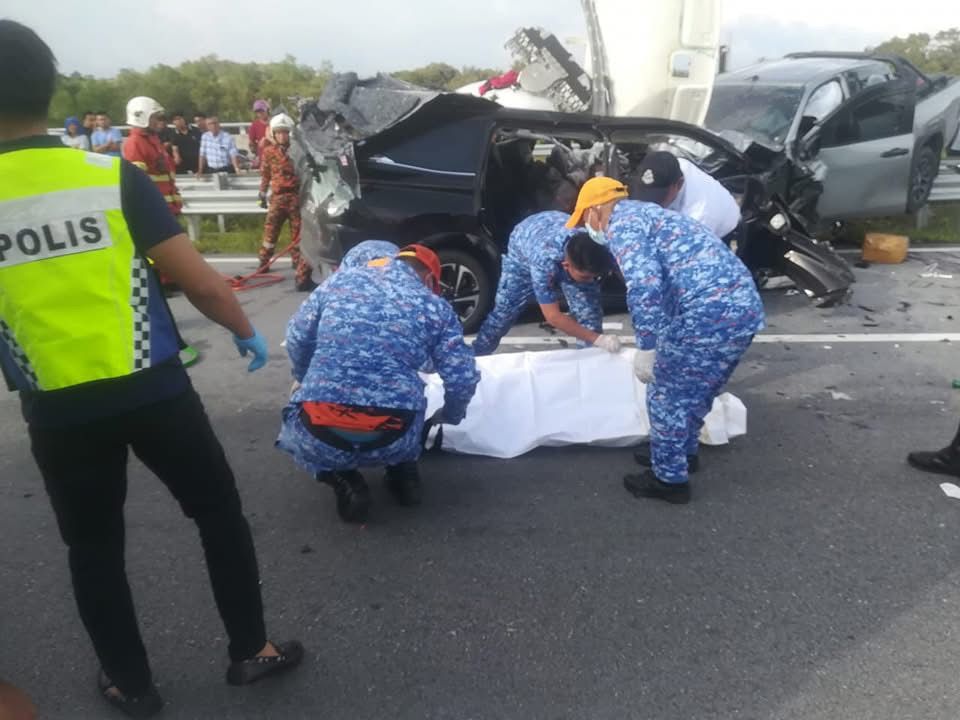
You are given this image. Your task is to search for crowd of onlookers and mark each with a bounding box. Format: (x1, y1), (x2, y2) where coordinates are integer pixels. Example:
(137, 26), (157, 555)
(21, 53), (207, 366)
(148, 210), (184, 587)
(58, 99), (275, 175)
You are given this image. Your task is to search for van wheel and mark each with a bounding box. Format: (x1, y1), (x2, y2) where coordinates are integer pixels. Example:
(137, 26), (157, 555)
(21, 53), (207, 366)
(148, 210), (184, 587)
(437, 249), (492, 334)
(907, 146), (938, 212)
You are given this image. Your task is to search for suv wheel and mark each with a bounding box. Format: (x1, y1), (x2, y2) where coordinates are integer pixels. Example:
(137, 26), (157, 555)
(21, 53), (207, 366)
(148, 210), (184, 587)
(437, 248), (492, 334)
(907, 146), (938, 212)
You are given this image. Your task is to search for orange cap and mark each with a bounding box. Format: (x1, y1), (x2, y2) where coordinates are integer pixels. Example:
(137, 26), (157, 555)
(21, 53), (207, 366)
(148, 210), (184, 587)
(397, 244), (442, 294)
(565, 177), (628, 228)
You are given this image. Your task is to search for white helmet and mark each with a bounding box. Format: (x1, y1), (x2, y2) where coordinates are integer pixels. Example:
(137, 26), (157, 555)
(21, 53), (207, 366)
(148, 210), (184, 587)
(269, 113), (294, 132)
(126, 96), (165, 128)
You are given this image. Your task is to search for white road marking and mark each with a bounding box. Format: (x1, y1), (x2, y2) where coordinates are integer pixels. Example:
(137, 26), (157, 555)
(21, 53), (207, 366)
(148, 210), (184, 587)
(838, 246), (960, 256)
(485, 333), (960, 346)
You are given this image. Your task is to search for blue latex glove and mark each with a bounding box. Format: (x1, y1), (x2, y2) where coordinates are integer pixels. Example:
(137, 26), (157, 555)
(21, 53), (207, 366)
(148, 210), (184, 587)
(233, 329), (268, 372)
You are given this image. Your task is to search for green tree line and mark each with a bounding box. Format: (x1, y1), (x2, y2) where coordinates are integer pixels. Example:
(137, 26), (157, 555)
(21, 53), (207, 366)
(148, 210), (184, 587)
(49, 57), (501, 125)
(48, 28), (960, 125)
(871, 28), (960, 74)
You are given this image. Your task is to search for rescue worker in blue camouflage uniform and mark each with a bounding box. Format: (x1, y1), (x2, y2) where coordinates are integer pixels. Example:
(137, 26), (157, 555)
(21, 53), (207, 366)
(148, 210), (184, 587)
(339, 239), (397, 270)
(473, 211), (620, 356)
(567, 177), (765, 505)
(277, 244), (480, 523)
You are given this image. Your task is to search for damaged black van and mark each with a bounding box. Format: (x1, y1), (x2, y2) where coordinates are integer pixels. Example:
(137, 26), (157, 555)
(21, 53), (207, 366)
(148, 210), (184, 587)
(291, 74), (854, 332)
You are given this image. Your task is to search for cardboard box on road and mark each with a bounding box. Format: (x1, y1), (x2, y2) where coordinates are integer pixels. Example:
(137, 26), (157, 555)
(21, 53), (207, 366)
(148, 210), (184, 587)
(863, 233), (909, 264)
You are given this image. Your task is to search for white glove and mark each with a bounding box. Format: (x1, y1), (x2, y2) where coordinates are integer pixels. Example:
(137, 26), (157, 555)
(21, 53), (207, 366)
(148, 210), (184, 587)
(593, 334), (622, 353)
(633, 349), (656, 384)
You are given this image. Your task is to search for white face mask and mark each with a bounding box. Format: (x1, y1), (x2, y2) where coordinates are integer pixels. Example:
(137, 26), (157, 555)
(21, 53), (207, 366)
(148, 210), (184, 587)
(585, 211), (609, 246)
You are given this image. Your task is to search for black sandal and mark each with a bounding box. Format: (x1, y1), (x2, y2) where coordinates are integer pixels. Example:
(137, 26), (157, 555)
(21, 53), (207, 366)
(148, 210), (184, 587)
(226, 640), (305, 686)
(97, 670), (164, 719)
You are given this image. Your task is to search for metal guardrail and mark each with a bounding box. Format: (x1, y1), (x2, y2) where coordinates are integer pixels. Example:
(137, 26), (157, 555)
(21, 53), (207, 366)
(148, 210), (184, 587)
(931, 162), (960, 203)
(172, 159), (959, 242)
(48, 122), (249, 136)
(177, 172), (265, 241)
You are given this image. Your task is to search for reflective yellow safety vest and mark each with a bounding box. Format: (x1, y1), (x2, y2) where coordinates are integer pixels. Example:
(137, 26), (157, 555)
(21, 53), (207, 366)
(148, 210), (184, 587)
(0, 147), (166, 392)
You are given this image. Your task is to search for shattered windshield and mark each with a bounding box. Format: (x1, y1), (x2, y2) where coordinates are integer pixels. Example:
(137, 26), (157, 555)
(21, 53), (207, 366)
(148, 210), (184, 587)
(705, 84), (804, 148)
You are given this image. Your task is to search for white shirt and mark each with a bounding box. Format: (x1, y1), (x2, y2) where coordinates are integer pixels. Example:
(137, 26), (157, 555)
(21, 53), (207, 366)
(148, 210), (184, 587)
(61, 133), (90, 151)
(668, 158), (741, 239)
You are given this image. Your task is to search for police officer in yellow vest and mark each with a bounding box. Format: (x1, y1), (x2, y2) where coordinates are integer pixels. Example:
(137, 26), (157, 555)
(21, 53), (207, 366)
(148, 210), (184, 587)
(0, 21), (302, 718)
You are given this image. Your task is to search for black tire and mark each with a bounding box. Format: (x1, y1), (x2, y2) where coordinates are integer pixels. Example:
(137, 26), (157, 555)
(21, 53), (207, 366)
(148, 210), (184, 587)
(436, 248), (493, 334)
(907, 146), (939, 212)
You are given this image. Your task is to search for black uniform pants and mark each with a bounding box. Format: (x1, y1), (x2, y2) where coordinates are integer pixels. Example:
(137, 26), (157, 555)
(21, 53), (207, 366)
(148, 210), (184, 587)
(28, 388), (266, 695)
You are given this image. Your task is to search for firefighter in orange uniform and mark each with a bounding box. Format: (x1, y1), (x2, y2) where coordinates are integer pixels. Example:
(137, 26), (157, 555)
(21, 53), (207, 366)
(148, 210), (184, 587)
(123, 96), (182, 215)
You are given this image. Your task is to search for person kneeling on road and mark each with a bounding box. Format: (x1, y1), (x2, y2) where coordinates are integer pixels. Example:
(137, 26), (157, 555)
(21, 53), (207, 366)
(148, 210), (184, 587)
(567, 177), (765, 504)
(277, 244), (480, 523)
(472, 209), (620, 356)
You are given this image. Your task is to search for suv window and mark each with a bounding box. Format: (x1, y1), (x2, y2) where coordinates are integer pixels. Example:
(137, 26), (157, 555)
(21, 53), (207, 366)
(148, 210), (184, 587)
(821, 89), (913, 147)
(843, 62), (897, 97)
(803, 80), (844, 121)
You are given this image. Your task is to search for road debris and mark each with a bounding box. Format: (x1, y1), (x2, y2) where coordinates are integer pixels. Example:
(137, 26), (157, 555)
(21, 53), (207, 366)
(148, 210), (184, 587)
(940, 483), (960, 500)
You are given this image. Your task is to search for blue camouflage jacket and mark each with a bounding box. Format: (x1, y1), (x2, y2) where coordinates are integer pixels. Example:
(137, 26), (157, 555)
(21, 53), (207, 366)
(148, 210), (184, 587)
(606, 200), (765, 350)
(339, 240), (398, 270)
(286, 259), (480, 423)
(507, 211), (583, 304)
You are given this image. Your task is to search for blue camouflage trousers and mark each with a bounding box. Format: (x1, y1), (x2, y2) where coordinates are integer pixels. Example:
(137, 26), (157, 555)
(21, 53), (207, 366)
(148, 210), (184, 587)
(276, 404), (426, 473)
(473, 255), (602, 356)
(647, 332), (755, 483)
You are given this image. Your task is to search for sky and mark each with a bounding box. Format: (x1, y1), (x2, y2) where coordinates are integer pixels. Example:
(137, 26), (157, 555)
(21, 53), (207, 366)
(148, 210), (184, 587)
(4, 0), (959, 78)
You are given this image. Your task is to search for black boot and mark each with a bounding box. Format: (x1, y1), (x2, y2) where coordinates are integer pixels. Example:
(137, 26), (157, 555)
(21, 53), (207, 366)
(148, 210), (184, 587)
(907, 421), (960, 477)
(385, 462), (423, 506)
(623, 469), (691, 504)
(295, 278), (318, 293)
(633, 441), (700, 473)
(317, 470), (371, 522)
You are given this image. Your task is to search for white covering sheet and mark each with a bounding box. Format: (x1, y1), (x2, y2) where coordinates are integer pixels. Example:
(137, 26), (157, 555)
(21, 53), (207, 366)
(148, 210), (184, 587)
(423, 348), (746, 459)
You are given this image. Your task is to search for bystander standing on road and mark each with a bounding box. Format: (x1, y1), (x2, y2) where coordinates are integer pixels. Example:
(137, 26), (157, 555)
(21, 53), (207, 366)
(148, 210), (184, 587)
(198, 114), (241, 174)
(248, 99), (269, 168)
(60, 115), (90, 150)
(169, 110), (201, 174)
(91, 110), (123, 156)
(81, 110), (96, 141)
(567, 177), (765, 504)
(0, 20), (303, 718)
(193, 112), (208, 135)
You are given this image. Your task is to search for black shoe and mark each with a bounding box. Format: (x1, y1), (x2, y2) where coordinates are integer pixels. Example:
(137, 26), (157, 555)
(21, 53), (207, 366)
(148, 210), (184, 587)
(907, 447), (960, 477)
(623, 470), (691, 504)
(317, 470), (371, 522)
(385, 462), (423, 506)
(632, 442), (700, 473)
(98, 670), (164, 719)
(295, 278), (318, 293)
(226, 640), (304, 686)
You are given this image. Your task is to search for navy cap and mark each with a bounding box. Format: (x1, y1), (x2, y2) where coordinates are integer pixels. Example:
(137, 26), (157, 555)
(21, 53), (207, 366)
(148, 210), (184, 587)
(630, 151), (683, 205)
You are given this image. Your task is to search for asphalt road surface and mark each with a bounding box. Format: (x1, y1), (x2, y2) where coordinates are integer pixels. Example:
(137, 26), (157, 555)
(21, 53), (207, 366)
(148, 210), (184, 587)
(5, 250), (960, 720)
